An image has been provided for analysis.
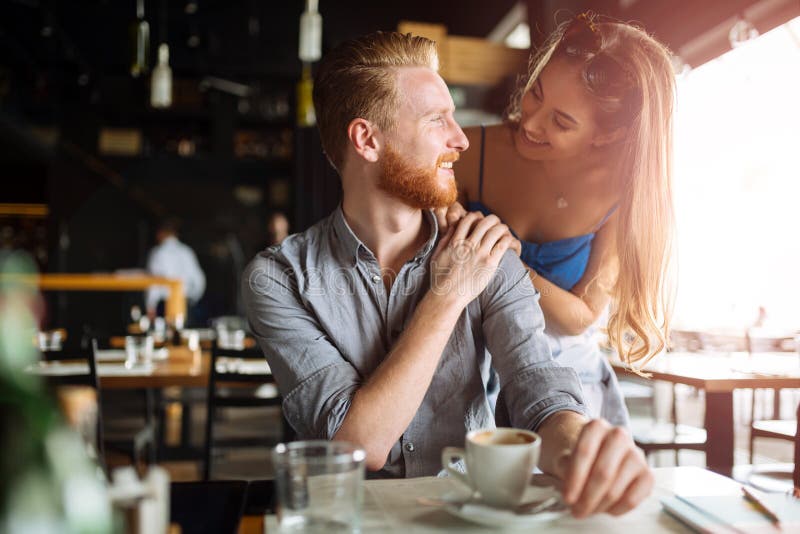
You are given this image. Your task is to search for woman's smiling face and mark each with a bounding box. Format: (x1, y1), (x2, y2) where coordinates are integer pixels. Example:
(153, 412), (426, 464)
(514, 58), (604, 161)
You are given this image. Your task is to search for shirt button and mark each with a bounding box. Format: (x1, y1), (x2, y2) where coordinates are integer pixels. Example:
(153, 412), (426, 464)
(371, 274), (381, 284)
(404, 442), (415, 452)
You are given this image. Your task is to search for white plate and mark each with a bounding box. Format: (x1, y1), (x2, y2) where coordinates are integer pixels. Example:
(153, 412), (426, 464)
(442, 485), (566, 528)
(151, 347), (169, 361)
(97, 362), (154, 376)
(95, 349), (127, 362)
(96, 348), (169, 362)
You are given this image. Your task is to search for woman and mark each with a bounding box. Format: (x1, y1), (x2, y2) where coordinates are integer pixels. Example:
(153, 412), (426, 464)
(442, 12), (676, 426)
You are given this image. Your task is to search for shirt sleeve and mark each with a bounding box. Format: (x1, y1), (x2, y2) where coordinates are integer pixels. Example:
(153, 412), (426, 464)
(184, 249), (206, 303)
(478, 251), (588, 431)
(241, 252), (362, 440)
(145, 248), (168, 311)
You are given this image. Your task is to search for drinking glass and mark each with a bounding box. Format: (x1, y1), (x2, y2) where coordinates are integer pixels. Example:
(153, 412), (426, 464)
(38, 330), (63, 351)
(124, 335), (154, 368)
(272, 440), (366, 533)
(217, 328), (245, 350)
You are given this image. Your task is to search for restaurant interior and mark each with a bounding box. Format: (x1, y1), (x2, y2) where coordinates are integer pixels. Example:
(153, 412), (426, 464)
(2, 0), (800, 532)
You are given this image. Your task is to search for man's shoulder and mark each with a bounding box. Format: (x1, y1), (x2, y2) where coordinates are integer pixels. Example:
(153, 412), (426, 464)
(261, 214), (333, 261)
(479, 249), (536, 303)
(174, 239), (200, 259)
(243, 214), (336, 285)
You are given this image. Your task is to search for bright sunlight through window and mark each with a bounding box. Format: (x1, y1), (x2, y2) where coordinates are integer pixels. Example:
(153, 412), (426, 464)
(672, 16), (800, 330)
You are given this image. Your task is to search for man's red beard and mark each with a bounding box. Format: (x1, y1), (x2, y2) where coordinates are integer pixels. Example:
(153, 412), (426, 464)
(377, 145), (458, 209)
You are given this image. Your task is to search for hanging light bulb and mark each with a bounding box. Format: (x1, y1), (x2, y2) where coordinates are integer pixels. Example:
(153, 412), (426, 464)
(670, 54), (691, 79)
(150, 44), (172, 108)
(729, 17), (759, 48)
(130, 0), (150, 77)
(296, 0), (322, 126)
(298, 0), (322, 63)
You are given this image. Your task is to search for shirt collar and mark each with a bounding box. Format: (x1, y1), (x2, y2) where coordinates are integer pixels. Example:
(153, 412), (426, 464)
(332, 204), (440, 266)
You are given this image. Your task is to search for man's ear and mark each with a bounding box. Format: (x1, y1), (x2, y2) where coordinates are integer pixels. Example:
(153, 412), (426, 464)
(347, 118), (381, 163)
(592, 126), (627, 148)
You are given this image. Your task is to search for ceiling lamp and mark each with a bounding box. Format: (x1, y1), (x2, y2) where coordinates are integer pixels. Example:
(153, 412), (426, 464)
(729, 16), (759, 48)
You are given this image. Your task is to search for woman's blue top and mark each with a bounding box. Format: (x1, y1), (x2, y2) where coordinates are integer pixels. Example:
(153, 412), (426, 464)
(466, 126), (617, 291)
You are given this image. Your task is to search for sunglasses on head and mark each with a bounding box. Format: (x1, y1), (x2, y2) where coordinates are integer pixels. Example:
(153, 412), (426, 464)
(557, 12), (635, 98)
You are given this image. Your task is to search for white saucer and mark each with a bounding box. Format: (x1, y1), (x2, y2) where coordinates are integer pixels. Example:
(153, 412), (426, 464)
(442, 485), (566, 528)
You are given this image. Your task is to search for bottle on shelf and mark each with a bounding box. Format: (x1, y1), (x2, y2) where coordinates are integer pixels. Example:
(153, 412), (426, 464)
(296, 63), (315, 127)
(130, 0), (150, 78)
(150, 44), (173, 109)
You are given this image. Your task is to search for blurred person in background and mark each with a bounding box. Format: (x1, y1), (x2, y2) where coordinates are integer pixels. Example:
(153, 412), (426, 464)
(265, 211), (290, 248)
(145, 218), (206, 326)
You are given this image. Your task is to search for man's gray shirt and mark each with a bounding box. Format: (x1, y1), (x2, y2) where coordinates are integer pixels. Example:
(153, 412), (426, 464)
(242, 206), (587, 478)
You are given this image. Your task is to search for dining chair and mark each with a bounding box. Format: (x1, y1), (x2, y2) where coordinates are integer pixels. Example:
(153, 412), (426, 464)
(629, 329), (725, 465)
(170, 480), (248, 534)
(734, 398), (800, 494)
(90, 336), (158, 471)
(746, 331), (798, 463)
(39, 339), (105, 467)
(243, 479), (276, 515)
(203, 339), (292, 480)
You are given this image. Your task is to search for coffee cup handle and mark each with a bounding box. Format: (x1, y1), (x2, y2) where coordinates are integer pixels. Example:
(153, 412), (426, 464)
(441, 447), (471, 490)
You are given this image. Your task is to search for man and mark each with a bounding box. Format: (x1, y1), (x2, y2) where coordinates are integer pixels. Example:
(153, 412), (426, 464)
(146, 218), (206, 324)
(243, 32), (652, 517)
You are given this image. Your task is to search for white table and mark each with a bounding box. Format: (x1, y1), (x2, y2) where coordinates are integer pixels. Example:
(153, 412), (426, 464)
(263, 466), (757, 532)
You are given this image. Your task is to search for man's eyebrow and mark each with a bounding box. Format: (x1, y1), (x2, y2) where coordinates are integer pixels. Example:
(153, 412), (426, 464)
(418, 106), (454, 119)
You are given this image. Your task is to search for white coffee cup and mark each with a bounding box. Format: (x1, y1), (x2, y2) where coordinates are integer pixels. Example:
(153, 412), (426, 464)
(441, 427), (541, 508)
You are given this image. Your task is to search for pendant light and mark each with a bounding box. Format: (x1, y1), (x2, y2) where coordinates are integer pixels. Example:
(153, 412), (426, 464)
(297, 0), (322, 126)
(150, 0), (172, 108)
(150, 43), (172, 108)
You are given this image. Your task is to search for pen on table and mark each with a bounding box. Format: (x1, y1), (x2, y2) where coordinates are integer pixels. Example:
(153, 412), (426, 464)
(741, 485), (781, 526)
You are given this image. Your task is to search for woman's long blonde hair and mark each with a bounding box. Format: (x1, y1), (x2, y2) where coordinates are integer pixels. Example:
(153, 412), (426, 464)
(507, 13), (676, 369)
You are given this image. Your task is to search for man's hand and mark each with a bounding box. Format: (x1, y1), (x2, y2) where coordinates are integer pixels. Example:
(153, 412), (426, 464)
(556, 419), (653, 518)
(429, 212), (514, 309)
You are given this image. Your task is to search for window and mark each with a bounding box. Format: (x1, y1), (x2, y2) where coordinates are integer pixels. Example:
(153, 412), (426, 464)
(672, 16), (800, 330)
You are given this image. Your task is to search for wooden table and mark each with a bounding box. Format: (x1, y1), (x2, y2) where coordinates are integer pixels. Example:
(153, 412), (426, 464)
(100, 347), (209, 390)
(2, 273), (186, 324)
(248, 466), (784, 533)
(613, 351), (800, 476)
(31, 346), (209, 389)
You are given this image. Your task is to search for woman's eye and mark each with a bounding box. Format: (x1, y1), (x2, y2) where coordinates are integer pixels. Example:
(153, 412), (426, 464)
(553, 117), (569, 131)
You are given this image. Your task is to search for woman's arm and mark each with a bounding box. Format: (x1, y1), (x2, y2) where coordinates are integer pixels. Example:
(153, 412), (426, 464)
(530, 213), (619, 336)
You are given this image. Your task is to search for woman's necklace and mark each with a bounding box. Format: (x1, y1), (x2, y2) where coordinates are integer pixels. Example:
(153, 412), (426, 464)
(556, 194), (568, 209)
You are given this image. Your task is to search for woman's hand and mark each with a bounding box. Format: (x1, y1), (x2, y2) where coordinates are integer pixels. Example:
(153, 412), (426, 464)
(434, 202), (468, 233)
(435, 202), (521, 257)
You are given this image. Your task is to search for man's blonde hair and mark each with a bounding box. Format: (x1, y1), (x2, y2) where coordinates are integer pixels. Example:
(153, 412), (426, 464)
(312, 31), (439, 172)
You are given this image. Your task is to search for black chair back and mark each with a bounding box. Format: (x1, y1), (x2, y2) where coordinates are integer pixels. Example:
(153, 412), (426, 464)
(203, 339), (289, 480)
(244, 479), (276, 515)
(170, 480), (248, 534)
(37, 337), (106, 473)
(39, 338), (99, 389)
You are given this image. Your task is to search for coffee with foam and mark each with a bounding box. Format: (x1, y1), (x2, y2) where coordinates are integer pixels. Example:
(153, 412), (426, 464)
(471, 430), (536, 446)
